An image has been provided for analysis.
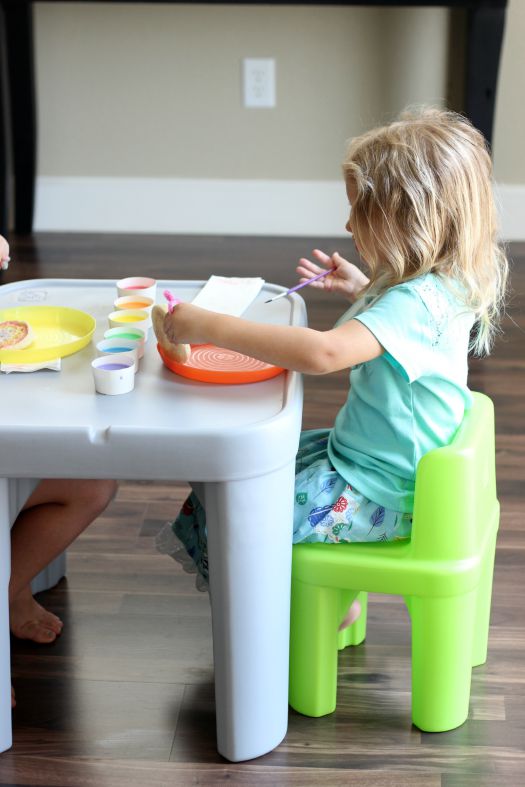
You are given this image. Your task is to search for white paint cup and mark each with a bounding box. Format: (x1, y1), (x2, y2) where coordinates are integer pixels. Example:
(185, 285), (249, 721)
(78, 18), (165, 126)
(114, 294), (154, 326)
(116, 276), (157, 301)
(104, 326), (146, 358)
(108, 309), (150, 338)
(91, 356), (135, 395)
(96, 338), (141, 372)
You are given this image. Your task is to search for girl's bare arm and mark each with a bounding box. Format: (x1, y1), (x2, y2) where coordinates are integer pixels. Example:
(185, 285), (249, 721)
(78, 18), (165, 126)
(163, 303), (383, 375)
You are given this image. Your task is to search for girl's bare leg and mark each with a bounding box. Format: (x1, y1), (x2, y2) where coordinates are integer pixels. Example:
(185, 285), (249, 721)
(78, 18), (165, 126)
(338, 599), (362, 632)
(10, 479), (117, 705)
(9, 479), (117, 640)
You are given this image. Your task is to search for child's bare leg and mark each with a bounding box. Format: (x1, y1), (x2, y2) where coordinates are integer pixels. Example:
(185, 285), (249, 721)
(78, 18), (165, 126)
(9, 478), (117, 640)
(338, 599), (362, 632)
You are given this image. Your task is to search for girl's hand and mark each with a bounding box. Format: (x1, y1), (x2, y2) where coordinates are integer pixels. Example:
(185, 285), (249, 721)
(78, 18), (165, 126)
(163, 302), (211, 346)
(296, 249), (369, 302)
(0, 235), (10, 270)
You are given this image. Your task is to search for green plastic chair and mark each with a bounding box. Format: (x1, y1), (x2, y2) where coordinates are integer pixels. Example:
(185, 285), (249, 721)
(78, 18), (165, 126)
(289, 392), (499, 732)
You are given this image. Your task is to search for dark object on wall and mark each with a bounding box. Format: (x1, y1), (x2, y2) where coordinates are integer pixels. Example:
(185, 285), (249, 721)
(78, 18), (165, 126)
(0, 4), (9, 238)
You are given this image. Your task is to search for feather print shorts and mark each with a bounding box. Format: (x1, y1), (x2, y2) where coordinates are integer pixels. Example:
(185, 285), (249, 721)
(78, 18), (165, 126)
(157, 429), (412, 588)
(293, 429), (412, 545)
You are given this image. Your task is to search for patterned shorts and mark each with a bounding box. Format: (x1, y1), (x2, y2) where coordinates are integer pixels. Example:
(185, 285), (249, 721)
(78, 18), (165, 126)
(157, 429), (412, 587)
(293, 429), (412, 544)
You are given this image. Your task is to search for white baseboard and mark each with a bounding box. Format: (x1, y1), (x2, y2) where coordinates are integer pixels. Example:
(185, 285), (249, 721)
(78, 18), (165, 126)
(34, 176), (349, 236)
(494, 184), (525, 243)
(34, 176), (525, 240)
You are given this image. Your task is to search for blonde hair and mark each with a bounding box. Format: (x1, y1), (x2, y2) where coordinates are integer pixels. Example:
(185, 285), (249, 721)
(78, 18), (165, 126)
(343, 107), (508, 355)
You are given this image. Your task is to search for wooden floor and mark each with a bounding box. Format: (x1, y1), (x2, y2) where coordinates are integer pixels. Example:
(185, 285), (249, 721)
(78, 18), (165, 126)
(1, 234), (524, 787)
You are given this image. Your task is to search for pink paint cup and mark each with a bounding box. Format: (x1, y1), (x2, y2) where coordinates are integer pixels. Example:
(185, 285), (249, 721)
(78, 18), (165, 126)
(116, 276), (157, 300)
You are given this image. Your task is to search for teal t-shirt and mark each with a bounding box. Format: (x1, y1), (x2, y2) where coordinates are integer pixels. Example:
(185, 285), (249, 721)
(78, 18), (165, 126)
(327, 273), (474, 513)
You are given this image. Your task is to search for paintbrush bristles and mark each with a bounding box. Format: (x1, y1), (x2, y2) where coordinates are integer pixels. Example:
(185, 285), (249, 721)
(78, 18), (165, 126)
(264, 292), (288, 303)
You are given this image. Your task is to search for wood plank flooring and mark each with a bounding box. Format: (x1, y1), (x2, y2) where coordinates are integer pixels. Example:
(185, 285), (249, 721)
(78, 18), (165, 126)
(1, 234), (524, 786)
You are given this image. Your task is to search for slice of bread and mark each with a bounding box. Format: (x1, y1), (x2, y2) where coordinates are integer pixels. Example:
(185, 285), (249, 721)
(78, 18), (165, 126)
(152, 305), (190, 363)
(0, 320), (34, 350)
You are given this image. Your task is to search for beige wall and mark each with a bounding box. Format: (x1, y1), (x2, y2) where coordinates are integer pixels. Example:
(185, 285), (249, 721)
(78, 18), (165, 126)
(493, 0), (525, 183)
(32, 2), (524, 237)
(34, 3), (448, 182)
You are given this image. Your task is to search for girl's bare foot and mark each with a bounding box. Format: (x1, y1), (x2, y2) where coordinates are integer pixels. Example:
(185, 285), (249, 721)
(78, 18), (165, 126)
(338, 599), (362, 632)
(9, 585), (63, 644)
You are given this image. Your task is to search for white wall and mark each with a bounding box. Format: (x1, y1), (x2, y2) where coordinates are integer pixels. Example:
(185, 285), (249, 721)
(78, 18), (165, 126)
(32, 2), (523, 238)
(35, 3), (384, 181)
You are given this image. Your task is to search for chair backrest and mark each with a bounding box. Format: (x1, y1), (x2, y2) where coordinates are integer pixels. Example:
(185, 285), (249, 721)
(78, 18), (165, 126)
(410, 392), (498, 562)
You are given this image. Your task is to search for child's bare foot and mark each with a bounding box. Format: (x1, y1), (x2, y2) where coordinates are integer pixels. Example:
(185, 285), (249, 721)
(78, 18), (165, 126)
(9, 585), (63, 644)
(338, 599), (361, 632)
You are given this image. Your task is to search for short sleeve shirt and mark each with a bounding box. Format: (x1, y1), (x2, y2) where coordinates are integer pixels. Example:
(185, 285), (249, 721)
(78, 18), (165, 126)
(327, 273), (474, 512)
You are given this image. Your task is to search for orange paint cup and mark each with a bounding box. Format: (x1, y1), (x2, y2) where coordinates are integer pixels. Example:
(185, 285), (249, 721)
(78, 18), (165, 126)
(114, 295), (154, 327)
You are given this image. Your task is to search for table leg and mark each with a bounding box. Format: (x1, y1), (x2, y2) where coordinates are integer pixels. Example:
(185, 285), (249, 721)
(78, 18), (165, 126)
(204, 459), (295, 762)
(0, 478), (13, 753)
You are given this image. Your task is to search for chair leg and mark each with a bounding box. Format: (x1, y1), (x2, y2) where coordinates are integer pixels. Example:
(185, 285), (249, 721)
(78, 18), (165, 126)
(472, 533), (497, 667)
(289, 578), (340, 717)
(410, 591), (476, 731)
(338, 591), (368, 650)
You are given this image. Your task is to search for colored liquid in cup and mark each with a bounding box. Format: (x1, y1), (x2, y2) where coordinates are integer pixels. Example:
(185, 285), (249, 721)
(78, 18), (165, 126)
(119, 301), (149, 309)
(98, 362), (129, 371)
(114, 314), (146, 323)
(111, 331), (142, 340)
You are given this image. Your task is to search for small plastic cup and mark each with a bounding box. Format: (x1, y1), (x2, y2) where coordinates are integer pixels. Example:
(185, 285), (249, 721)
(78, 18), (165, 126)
(104, 326), (146, 358)
(108, 309), (150, 339)
(91, 356), (135, 395)
(96, 338), (141, 371)
(116, 276), (156, 300)
(114, 294), (154, 326)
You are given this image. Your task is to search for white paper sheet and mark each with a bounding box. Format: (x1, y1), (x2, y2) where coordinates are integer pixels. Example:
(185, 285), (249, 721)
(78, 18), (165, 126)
(0, 358), (61, 373)
(191, 276), (265, 316)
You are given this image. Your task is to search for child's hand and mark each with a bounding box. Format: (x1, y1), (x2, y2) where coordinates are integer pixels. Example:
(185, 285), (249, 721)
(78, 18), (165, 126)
(163, 302), (210, 346)
(0, 235), (10, 270)
(152, 304), (190, 363)
(297, 249), (369, 302)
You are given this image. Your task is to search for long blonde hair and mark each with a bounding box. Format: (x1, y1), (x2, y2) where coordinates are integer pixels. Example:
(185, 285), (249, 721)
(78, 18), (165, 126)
(343, 107), (508, 355)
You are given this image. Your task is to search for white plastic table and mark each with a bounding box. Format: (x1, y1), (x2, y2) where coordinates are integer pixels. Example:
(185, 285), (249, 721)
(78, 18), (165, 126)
(0, 278), (305, 762)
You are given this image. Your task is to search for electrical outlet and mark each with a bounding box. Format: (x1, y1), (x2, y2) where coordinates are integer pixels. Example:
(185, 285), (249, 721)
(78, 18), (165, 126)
(242, 58), (276, 108)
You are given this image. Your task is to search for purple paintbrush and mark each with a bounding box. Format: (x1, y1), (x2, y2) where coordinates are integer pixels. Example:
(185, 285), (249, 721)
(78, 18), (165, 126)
(265, 267), (333, 303)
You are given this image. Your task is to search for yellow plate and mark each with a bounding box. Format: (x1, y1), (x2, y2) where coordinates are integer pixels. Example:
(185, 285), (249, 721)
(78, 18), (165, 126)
(0, 306), (96, 363)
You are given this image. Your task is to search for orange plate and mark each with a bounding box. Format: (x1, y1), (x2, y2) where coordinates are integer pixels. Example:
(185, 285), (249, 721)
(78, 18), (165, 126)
(158, 343), (284, 384)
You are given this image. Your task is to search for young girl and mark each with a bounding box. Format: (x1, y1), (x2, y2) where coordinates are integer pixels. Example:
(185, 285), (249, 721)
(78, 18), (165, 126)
(157, 108), (508, 625)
